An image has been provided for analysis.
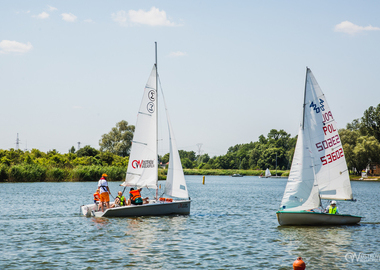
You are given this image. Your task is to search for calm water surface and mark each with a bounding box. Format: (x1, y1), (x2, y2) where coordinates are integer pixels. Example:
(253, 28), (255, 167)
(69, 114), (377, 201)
(1, 176), (379, 269)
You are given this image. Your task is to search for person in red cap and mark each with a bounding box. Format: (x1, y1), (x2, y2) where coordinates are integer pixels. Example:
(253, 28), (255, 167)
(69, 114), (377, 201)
(293, 257), (306, 270)
(98, 173), (111, 212)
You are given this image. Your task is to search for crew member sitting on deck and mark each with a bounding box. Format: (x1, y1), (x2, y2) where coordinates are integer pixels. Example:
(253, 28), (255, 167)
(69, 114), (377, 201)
(115, 191), (127, 206)
(128, 188), (143, 205)
(94, 189), (100, 203)
(326, 200), (339, 214)
(110, 196), (121, 208)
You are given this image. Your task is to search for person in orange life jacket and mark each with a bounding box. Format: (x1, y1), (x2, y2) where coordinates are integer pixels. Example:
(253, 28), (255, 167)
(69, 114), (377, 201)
(128, 188), (143, 205)
(98, 173), (111, 212)
(326, 200), (339, 214)
(94, 189), (100, 203)
(93, 188), (101, 211)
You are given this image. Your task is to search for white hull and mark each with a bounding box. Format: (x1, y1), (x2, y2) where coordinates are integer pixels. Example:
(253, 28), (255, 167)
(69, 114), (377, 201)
(81, 200), (191, 218)
(276, 211), (361, 226)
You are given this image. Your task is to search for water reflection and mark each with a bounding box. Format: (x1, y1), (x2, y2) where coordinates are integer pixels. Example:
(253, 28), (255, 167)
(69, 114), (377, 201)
(277, 226), (356, 269)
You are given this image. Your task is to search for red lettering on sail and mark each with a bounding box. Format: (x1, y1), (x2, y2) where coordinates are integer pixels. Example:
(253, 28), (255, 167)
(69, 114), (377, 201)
(323, 124), (337, 135)
(132, 160), (142, 169)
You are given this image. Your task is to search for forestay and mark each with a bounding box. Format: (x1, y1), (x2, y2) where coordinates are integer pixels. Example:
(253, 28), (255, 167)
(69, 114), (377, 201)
(122, 65), (158, 189)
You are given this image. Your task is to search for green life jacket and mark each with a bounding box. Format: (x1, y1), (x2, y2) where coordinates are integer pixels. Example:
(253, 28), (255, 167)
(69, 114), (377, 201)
(329, 206), (337, 214)
(117, 195), (126, 206)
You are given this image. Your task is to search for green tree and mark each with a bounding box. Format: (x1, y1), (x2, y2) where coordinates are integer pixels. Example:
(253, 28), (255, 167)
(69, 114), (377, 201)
(76, 145), (99, 157)
(360, 104), (380, 141)
(353, 136), (380, 172)
(340, 127), (380, 173)
(99, 120), (135, 157)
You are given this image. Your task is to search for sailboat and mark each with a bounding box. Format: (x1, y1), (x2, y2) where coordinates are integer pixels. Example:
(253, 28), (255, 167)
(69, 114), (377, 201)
(276, 68), (361, 226)
(81, 43), (191, 217)
(264, 168), (272, 178)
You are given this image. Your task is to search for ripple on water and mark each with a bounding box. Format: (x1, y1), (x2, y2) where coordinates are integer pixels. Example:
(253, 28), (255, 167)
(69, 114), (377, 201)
(1, 179), (380, 269)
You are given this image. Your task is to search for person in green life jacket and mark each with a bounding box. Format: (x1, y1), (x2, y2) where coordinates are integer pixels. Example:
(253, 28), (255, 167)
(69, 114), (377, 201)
(326, 200), (339, 214)
(111, 191), (127, 208)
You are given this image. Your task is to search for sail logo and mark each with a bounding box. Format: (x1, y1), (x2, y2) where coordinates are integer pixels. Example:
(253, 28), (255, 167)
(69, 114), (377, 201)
(148, 90), (155, 101)
(132, 159), (155, 169)
(310, 98), (325, 113)
(147, 102), (155, 113)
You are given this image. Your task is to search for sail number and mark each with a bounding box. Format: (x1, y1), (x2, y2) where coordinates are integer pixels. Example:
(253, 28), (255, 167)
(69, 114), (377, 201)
(315, 134), (340, 152)
(310, 99), (325, 113)
(320, 148), (344, 166)
(322, 111), (334, 123)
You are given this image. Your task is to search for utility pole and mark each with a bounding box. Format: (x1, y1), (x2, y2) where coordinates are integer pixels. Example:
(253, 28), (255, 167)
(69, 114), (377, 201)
(196, 143), (203, 164)
(16, 133), (20, 150)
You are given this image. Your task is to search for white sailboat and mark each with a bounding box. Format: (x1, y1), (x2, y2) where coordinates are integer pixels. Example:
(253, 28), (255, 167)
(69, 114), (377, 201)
(265, 168), (271, 178)
(276, 68), (361, 226)
(81, 43), (191, 217)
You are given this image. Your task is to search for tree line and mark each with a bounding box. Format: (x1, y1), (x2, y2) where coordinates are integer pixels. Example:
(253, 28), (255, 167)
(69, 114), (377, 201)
(1, 104), (380, 182)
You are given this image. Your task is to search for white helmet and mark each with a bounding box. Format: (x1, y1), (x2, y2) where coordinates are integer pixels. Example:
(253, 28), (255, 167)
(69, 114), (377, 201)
(331, 200), (337, 205)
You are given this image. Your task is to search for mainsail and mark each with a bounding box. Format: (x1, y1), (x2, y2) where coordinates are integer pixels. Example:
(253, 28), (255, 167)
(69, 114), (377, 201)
(122, 65), (158, 189)
(303, 69), (353, 200)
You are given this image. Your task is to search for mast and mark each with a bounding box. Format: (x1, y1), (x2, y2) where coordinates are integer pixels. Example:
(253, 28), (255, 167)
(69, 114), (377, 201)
(155, 41), (158, 200)
(302, 67), (309, 130)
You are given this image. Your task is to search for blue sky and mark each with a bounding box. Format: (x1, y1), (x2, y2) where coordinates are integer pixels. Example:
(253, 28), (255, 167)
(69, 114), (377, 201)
(1, 1), (380, 157)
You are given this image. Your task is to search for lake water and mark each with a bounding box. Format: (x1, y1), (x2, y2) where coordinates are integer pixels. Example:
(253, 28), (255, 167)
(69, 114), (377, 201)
(1, 176), (379, 269)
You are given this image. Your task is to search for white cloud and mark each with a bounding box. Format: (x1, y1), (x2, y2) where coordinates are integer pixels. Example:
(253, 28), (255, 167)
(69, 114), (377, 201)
(334, 21), (380, 35)
(0, 40), (33, 54)
(112, 7), (178, 27)
(48, 6), (58, 12)
(34, 11), (50, 19)
(169, 51), (187, 57)
(112, 10), (128, 26)
(84, 19), (94, 23)
(61, 13), (77, 22)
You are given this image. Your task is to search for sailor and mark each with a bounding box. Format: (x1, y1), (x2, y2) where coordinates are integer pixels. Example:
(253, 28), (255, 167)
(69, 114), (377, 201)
(93, 189), (100, 203)
(93, 188), (101, 210)
(98, 173), (111, 212)
(128, 188), (143, 205)
(116, 191), (127, 206)
(327, 200), (339, 214)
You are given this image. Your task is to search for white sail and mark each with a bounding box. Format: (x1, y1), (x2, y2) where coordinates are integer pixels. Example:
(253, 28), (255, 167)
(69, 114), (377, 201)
(304, 69), (353, 200)
(265, 168), (271, 177)
(164, 113), (189, 199)
(280, 127), (321, 211)
(122, 65), (158, 189)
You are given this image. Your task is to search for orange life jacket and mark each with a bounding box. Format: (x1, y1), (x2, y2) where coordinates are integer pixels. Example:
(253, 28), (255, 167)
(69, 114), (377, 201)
(130, 189), (142, 201)
(94, 192), (100, 202)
